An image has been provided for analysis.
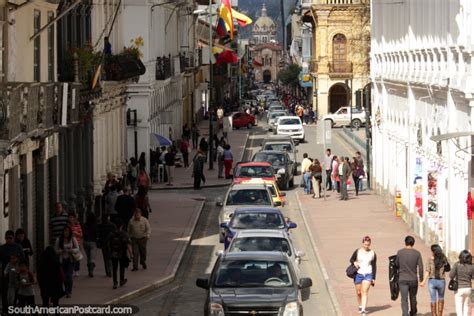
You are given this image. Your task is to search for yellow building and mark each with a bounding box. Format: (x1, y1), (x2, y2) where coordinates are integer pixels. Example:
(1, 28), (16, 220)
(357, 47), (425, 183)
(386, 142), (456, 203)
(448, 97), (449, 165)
(308, 0), (370, 115)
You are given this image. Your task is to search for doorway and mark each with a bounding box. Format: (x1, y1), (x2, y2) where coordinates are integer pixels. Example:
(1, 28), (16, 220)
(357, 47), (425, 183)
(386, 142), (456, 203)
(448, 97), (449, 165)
(263, 70), (271, 83)
(328, 83), (349, 113)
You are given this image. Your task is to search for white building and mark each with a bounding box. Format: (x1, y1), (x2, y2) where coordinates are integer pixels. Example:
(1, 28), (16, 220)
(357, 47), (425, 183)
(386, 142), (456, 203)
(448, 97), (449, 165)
(371, 0), (474, 258)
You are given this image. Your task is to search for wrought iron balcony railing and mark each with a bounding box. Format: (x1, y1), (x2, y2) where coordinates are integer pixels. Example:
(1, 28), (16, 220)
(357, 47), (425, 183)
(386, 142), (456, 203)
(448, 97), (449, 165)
(329, 61), (353, 78)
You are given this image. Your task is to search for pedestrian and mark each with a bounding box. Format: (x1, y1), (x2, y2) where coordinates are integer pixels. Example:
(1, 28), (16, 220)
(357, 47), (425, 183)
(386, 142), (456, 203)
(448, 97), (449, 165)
(223, 144), (234, 179)
(351, 157), (364, 196)
(138, 152), (146, 169)
(303, 106), (309, 125)
(355, 151), (365, 192)
(193, 148), (206, 190)
(182, 123), (191, 139)
(134, 186), (151, 219)
(191, 123), (200, 149)
(338, 156), (351, 200)
(449, 250), (474, 316)
(309, 159), (322, 198)
(217, 140), (225, 179)
(68, 213), (83, 277)
(37, 246), (64, 307)
(420, 244), (449, 316)
(180, 137), (190, 168)
(116, 186), (136, 229)
(106, 218), (132, 289)
(0, 230), (24, 309)
(128, 209), (151, 271)
(4, 253), (19, 307)
(83, 212), (98, 278)
(164, 146), (176, 186)
(223, 116), (231, 139)
(199, 137), (209, 163)
(127, 157), (139, 194)
(97, 214), (116, 278)
(395, 235), (424, 316)
(212, 134), (220, 162)
(14, 228), (33, 267)
(54, 226), (80, 298)
(103, 172), (118, 196)
(350, 236), (377, 315)
(331, 156), (340, 193)
(301, 153), (312, 194)
(49, 202), (69, 244)
(137, 164), (151, 192)
(105, 184), (119, 223)
(324, 149), (333, 191)
(16, 260), (35, 307)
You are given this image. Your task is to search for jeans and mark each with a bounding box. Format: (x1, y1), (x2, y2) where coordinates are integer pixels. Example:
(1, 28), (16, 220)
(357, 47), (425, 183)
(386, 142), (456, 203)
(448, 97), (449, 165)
(83, 241), (97, 266)
(102, 248), (112, 277)
(399, 280), (418, 316)
(131, 237), (148, 269)
(325, 170), (332, 190)
(61, 258), (75, 295)
(111, 257), (126, 285)
(340, 176), (348, 199)
(303, 172), (312, 194)
(352, 175), (360, 196)
(428, 279), (445, 303)
(455, 287), (471, 316)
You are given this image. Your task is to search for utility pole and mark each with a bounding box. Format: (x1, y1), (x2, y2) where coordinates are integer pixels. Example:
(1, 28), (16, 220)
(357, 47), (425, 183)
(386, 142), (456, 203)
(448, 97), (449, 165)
(208, 0), (214, 170)
(364, 85), (371, 190)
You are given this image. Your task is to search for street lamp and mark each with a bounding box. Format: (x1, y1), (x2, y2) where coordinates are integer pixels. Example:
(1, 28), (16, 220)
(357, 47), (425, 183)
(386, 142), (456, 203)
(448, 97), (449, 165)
(208, 0), (214, 170)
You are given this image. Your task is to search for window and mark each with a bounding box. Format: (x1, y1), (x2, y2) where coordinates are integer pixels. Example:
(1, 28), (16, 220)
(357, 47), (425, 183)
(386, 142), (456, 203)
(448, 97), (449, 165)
(34, 10), (41, 81)
(48, 11), (55, 81)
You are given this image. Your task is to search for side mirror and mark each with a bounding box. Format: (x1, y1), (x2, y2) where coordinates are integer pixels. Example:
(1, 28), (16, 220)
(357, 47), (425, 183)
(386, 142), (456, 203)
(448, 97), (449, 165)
(196, 277), (210, 289)
(288, 222), (297, 229)
(280, 192), (286, 197)
(215, 250), (224, 257)
(216, 198), (223, 206)
(220, 222), (229, 229)
(274, 201), (282, 207)
(298, 277), (312, 289)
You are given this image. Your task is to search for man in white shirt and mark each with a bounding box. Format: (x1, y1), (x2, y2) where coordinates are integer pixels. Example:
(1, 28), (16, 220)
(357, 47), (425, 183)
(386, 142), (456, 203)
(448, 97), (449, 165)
(301, 153), (312, 194)
(324, 149), (333, 191)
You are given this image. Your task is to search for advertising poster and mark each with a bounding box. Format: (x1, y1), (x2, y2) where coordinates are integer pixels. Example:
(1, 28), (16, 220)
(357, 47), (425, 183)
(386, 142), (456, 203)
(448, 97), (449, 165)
(414, 157), (423, 217)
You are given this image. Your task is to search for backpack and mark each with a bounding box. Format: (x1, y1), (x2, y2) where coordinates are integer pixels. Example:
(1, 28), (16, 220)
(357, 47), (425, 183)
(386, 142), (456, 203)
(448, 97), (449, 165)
(109, 232), (124, 256)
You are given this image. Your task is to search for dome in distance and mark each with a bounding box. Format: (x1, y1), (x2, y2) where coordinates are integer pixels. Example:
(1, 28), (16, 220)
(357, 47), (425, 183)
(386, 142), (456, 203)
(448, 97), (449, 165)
(253, 3), (276, 34)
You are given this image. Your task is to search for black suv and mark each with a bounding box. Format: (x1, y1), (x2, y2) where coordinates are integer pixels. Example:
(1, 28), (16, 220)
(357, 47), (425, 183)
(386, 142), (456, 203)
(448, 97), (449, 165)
(252, 150), (296, 190)
(196, 251), (312, 316)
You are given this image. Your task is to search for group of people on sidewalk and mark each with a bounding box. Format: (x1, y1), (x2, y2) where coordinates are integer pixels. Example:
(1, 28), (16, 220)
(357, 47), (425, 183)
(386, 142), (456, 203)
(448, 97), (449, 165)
(348, 235), (474, 316)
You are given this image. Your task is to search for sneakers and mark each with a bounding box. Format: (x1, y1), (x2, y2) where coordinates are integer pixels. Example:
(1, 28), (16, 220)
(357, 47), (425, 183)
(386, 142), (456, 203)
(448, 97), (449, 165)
(358, 308), (368, 314)
(113, 283), (118, 289)
(120, 279), (128, 287)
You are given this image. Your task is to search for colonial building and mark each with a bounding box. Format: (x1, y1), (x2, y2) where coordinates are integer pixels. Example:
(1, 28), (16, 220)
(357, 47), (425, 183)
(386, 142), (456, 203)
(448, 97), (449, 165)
(306, 0), (370, 115)
(252, 3), (277, 45)
(371, 0), (474, 258)
(251, 43), (283, 83)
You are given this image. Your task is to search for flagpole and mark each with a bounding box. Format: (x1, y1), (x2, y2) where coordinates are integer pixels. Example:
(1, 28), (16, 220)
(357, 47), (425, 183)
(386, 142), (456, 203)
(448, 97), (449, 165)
(208, 0), (214, 170)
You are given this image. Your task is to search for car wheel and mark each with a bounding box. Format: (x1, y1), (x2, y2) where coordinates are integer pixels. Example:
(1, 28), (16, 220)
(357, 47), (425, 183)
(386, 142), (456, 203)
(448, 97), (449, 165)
(351, 119), (362, 129)
(247, 122), (253, 129)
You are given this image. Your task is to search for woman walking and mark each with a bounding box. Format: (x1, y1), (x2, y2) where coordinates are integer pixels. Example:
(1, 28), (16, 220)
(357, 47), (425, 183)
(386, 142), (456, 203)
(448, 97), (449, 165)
(223, 144), (234, 179)
(331, 156), (340, 193)
(135, 186), (151, 218)
(450, 250), (474, 316)
(83, 212), (98, 277)
(37, 246), (64, 307)
(68, 213), (83, 277)
(351, 157), (364, 196)
(309, 159), (322, 198)
(54, 226), (80, 298)
(349, 236), (377, 315)
(14, 228), (33, 267)
(420, 244), (449, 316)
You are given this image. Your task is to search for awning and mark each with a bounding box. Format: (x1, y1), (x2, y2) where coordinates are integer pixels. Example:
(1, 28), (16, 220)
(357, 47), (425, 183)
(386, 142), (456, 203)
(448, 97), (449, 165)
(150, 133), (172, 147)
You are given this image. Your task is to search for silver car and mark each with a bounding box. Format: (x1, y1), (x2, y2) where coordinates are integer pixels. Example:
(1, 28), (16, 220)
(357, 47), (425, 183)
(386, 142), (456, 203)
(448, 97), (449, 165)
(267, 111), (287, 131)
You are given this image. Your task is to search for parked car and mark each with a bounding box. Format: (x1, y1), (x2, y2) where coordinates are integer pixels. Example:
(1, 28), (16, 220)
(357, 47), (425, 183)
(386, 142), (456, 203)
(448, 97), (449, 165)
(232, 112), (256, 129)
(268, 104), (285, 112)
(322, 106), (366, 128)
(227, 230), (305, 275)
(261, 139), (298, 172)
(220, 207), (297, 249)
(236, 178), (286, 207)
(276, 116), (305, 143)
(252, 150), (296, 190)
(267, 111), (287, 131)
(233, 162), (276, 183)
(196, 252), (312, 315)
(217, 183), (275, 243)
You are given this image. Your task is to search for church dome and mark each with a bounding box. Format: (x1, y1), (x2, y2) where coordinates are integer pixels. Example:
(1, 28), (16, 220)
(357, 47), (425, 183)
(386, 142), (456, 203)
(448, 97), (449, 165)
(253, 3), (276, 34)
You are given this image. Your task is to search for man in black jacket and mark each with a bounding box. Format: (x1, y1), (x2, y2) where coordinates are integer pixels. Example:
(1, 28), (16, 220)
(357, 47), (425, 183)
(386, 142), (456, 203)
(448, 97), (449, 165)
(115, 187), (136, 231)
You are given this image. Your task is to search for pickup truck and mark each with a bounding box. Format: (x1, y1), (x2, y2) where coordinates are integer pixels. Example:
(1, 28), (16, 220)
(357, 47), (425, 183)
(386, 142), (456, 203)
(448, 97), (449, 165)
(322, 106), (366, 128)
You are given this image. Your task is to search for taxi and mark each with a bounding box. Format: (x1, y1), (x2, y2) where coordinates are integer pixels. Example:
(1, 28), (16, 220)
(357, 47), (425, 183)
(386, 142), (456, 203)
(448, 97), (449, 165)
(234, 178), (286, 207)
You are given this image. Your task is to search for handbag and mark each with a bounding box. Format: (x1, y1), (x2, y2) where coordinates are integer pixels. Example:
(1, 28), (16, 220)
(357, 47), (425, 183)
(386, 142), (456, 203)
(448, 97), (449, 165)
(346, 264), (358, 279)
(71, 249), (84, 262)
(448, 263), (458, 291)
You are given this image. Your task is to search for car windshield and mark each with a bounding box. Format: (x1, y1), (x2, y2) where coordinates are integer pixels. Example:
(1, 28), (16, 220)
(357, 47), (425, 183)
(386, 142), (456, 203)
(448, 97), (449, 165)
(263, 143), (293, 153)
(235, 166), (274, 178)
(229, 237), (292, 256)
(230, 212), (285, 229)
(214, 260), (292, 287)
(279, 118), (300, 125)
(270, 112), (285, 119)
(253, 153), (286, 166)
(226, 189), (271, 206)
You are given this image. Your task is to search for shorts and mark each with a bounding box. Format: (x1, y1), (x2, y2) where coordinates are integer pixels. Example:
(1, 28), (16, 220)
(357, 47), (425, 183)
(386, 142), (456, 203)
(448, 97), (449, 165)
(354, 273), (373, 284)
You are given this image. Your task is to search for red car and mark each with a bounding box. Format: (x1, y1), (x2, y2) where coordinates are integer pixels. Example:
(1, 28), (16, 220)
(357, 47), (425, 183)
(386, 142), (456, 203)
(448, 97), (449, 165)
(233, 162), (276, 183)
(232, 112), (256, 129)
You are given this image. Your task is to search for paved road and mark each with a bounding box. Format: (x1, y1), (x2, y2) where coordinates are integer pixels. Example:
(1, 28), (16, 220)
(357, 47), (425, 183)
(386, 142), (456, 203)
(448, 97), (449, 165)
(130, 118), (358, 316)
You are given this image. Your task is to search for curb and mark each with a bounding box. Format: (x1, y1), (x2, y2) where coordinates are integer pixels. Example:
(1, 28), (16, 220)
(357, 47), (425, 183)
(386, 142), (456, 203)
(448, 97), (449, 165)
(105, 199), (206, 304)
(295, 192), (342, 316)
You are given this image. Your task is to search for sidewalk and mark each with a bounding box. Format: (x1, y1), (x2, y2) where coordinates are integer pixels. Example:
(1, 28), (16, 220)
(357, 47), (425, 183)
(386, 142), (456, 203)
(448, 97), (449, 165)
(296, 189), (457, 316)
(152, 119), (249, 190)
(64, 191), (205, 304)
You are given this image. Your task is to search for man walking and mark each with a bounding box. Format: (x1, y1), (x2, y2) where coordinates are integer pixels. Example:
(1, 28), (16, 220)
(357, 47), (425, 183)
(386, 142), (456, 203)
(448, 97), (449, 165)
(115, 187), (136, 232)
(355, 151), (365, 192)
(395, 235), (423, 316)
(49, 202), (69, 244)
(98, 214), (116, 277)
(301, 153), (312, 194)
(164, 147), (176, 186)
(324, 149), (333, 191)
(128, 209), (151, 271)
(107, 218), (132, 289)
(338, 157), (351, 200)
(193, 148), (206, 189)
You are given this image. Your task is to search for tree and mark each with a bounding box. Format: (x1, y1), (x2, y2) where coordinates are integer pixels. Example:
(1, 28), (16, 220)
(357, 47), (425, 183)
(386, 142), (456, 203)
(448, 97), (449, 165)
(278, 64), (301, 90)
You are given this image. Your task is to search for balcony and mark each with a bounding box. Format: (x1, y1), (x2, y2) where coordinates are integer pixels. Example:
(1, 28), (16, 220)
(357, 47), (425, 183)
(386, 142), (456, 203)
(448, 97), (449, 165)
(329, 61), (353, 78)
(156, 55), (173, 80)
(309, 60), (318, 73)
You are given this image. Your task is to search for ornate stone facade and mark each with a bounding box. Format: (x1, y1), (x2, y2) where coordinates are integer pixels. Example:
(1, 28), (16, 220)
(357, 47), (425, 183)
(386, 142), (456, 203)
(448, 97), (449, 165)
(252, 3), (277, 44)
(251, 43), (283, 83)
(309, 0), (370, 115)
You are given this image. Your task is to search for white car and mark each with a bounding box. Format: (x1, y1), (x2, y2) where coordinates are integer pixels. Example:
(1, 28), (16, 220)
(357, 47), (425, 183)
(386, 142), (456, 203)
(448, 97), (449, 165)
(276, 116), (305, 143)
(322, 106), (366, 128)
(226, 230), (305, 277)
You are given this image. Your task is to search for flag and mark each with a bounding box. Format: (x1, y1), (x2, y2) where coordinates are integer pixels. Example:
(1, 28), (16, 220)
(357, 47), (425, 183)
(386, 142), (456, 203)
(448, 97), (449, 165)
(216, 50), (239, 64)
(91, 64), (102, 89)
(231, 9), (252, 26)
(219, 0), (234, 40)
(216, 18), (227, 37)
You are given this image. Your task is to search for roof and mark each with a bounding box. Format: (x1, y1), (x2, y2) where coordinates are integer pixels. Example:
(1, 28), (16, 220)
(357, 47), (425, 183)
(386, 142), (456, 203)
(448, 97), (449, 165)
(233, 229), (288, 239)
(235, 161), (272, 167)
(237, 178), (277, 186)
(234, 207), (282, 214)
(255, 150), (286, 156)
(229, 183), (268, 190)
(222, 251), (289, 262)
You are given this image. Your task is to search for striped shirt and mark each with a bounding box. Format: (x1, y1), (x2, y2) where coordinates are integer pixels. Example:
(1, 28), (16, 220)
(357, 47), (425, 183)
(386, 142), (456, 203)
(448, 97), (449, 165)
(50, 212), (69, 241)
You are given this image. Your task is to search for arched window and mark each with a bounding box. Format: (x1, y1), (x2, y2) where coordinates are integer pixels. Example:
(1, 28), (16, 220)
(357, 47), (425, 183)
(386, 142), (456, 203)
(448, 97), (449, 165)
(332, 34), (347, 63)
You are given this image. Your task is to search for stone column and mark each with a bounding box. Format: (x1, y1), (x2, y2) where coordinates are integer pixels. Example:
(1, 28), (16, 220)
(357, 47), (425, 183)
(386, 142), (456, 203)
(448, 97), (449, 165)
(93, 115), (101, 194)
(76, 126), (85, 221)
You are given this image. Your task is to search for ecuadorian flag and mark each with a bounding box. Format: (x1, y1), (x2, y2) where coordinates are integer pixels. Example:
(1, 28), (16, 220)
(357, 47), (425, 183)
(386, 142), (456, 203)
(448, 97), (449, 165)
(219, 0), (234, 40)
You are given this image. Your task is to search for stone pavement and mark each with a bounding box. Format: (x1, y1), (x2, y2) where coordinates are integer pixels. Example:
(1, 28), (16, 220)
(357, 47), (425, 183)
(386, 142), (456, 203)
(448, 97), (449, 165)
(152, 119), (249, 190)
(64, 191), (205, 304)
(296, 188), (457, 316)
